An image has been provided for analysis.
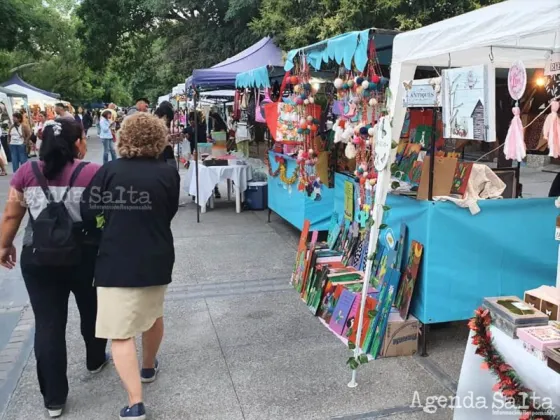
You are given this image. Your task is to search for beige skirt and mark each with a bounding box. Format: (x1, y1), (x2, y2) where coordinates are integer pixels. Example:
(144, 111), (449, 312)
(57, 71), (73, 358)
(96, 285), (167, 340)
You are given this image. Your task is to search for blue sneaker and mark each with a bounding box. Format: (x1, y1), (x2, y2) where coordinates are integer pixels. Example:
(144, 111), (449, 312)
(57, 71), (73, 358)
(140, 359), (159, 383)
(119, 403), (146, 420)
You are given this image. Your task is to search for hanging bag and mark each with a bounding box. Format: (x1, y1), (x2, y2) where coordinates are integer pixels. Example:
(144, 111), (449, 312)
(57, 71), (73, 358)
(255, 89), (272, 123)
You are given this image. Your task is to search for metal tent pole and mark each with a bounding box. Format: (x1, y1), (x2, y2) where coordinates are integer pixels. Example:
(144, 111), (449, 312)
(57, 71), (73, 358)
(194, 92), (200, 223)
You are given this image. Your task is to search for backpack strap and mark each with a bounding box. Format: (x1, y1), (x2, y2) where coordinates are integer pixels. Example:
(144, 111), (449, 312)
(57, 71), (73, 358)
(62, 162), (89, 202)
(31, 161), (54, 203)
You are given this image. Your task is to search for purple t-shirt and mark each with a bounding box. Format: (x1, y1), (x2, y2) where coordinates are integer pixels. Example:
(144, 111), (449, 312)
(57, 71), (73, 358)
(11, 160), (101, 245)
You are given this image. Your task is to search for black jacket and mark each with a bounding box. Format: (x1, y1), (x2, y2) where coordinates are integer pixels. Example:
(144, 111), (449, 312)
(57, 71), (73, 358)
(81, 158), (180, 288)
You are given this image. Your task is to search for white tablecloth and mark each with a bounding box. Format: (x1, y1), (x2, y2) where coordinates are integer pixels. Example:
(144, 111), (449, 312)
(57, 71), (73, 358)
(454, 327), (560, 419)
(184, 162), (253, 205)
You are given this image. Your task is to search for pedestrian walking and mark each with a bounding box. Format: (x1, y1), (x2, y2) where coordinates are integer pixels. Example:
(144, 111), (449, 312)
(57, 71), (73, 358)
(154, 101), (177, 166)
(83, 110), (93, 136)
(54, 103), (74, 121)
(99, 110), (117, 164)
(0, 119), (108, 418)
(81, 113), (179, 420)
(8, 112), (31, 172)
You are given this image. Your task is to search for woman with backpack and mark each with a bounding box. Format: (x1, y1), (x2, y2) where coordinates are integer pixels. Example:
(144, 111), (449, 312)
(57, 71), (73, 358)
(0, 119), (108, 418)
(81, 113), (179, 420)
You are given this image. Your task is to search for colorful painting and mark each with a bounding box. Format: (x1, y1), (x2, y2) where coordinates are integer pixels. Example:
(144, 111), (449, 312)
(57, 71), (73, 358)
(342, 295), (361, 338)
(348, 296), (377, 348)
(397, 143), (422, 183)
(395, 224), (407, 272)
(412, 126), (432, 149)
(291, 220), (311, 288)
(322, 285), (344, 323)
(451, 162), (473, 196)
(307, 266), (329, 315)
(369, 269), (401, 359)
(442, 65), (496, 142)
(400, 110), (411, 138)
(396, 241), (424, 320)
(318, 281), (337, 319)
(408, 161), (423, 186)
(329, 289), (357, 335)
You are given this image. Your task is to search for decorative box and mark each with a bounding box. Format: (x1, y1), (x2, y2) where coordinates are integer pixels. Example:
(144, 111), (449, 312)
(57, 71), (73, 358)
(544, 347), (560, 374)
(524, 286), (560, 321)
(517, 326), (560, 362)
(482, 296), (549, 339)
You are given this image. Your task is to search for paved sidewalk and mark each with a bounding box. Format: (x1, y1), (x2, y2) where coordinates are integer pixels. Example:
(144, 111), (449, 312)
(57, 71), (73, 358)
(0, 135), (555, 420)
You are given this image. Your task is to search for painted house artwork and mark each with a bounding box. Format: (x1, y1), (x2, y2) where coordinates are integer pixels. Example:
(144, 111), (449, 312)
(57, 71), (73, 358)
(442, 65), (496, 142)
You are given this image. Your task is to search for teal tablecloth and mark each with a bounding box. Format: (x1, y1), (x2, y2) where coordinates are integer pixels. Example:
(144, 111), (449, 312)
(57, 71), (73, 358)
(334, 172), (557, 324)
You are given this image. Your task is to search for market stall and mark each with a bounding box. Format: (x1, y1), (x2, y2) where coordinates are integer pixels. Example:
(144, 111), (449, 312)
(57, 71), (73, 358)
(184, 37), (283, 222)
(0, 86), (28, 120)
(275, 0), (560, 395)
(237, 29), (397, 231)
(0, 74), (60, 110)
(378, 0), (559, 337)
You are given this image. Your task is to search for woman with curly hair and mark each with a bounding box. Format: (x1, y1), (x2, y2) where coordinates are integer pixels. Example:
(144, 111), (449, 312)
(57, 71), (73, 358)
(81, 113), (180, 420)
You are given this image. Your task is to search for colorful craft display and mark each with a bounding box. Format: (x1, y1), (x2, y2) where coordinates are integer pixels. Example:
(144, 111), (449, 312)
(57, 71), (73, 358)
(468, 309), (555, 420)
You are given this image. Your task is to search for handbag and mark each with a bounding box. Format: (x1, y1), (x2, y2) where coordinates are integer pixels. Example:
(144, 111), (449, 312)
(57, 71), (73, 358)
(255, 89), (272, 123)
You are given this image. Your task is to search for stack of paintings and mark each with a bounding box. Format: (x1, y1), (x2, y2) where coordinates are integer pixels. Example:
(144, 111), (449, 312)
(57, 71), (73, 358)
(289, 217), (424, 359)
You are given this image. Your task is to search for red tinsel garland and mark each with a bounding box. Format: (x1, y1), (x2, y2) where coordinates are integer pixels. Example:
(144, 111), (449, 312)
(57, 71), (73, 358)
(468, 308), (554, 420)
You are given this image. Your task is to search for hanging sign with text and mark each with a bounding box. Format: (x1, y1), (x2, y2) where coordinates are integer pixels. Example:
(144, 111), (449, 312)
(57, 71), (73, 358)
(545, 53), (560, 76)
(402, 78), (442, 108)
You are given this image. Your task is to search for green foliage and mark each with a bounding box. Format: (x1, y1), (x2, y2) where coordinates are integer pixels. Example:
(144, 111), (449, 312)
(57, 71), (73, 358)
(3, 0), (506, 107)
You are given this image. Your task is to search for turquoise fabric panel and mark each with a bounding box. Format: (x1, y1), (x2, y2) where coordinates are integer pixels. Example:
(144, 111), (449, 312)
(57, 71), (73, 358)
(284, 30), (370, 72)
(268, 151), (335, 231)
(235, 66), (271, 89)
(333, 173), (557, 324)
(354, 29), (370, 72)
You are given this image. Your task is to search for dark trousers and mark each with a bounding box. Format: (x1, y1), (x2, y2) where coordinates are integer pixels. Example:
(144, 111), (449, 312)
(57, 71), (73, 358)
(21, 246), (107, 408)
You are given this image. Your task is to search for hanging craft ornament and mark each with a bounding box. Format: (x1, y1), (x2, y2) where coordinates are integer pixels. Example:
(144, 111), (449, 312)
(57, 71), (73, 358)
(503, 107), (526, 162)
(544, 100), (560, 158)
(503, 61), (527, 162)
(374, 116), (391, 171)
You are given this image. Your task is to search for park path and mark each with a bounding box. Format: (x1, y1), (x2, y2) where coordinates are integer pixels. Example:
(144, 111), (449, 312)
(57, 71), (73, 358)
(0, 131), (483, 420)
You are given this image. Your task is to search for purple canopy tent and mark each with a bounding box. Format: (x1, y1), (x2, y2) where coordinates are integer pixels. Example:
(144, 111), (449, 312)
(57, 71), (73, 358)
(186, 37), (283, 223)
(185, 37), (283, 90)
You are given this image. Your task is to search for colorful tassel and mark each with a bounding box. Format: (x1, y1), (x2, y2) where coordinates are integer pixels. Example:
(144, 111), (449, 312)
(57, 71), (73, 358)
(503, 107), (526, 162)
(544, 100), (560, 158)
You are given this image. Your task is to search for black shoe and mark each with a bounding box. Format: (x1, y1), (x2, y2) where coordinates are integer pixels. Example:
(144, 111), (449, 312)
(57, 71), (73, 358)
(88, 353), (111, 374)
(120, 403), (146, 420)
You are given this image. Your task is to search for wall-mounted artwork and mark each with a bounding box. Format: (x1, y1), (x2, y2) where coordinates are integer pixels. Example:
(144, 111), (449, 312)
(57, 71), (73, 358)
(442, 65), (496, 142)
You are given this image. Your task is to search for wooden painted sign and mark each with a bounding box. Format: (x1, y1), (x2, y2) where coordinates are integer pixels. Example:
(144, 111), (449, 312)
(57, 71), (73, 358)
(402, 78), (442, 108)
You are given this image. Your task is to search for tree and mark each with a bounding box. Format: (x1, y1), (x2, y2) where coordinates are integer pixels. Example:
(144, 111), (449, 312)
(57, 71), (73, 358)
(76, 0), (262, 103)
(250, 0), (505, 50)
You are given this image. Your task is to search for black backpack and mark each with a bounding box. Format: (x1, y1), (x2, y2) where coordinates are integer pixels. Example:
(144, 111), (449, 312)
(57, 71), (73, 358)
(30, 161), (88, 266)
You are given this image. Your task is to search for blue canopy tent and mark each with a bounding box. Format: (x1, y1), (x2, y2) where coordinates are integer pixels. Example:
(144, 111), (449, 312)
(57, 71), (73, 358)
(185, 37), (283, 222)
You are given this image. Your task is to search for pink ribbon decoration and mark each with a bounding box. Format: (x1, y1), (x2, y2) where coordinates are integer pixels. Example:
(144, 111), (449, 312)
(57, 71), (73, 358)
(503, 107), (526, 162)
(544, 100), (560, 158)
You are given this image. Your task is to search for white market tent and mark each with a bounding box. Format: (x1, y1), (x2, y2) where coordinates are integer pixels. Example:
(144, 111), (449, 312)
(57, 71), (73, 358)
(387, 0), (560, 140)
(348, 0), (560, 387)
(0, 74), (60, 111)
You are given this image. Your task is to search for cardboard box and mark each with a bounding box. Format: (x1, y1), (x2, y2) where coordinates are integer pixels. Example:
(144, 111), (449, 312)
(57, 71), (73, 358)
(381, 312), (419, 357)
(524, 286), (560, 321)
